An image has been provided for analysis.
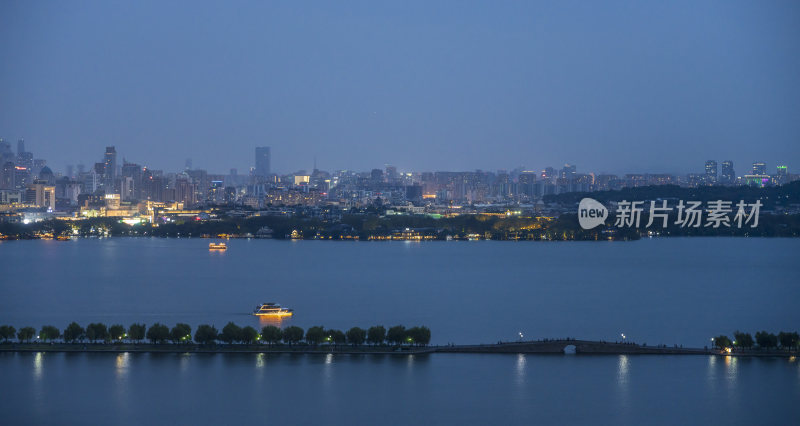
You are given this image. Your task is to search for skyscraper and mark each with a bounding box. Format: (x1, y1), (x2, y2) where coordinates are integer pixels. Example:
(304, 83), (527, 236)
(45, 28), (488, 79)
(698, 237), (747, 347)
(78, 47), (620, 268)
(104, 147), (117, 193)
(705, 160), (718, 184)
(104, 147), (117, 180)
(560, 164), (576, 180)
(1, 161), (15, 189)
(0, 139), (12, 163)
(752, 162), (766, 175)
(255, 147), (271, 177)
(518, 171), (537, 198)
(16, 138), (33, 170)
(720, 161), (735, 184)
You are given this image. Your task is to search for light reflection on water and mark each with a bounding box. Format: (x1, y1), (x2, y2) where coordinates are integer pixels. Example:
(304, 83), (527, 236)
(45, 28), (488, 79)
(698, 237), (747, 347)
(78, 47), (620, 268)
(323, 353), (334, 386)
(616, 355), (630, 411)
(179, 352), (191, 374)
(706, 355), (717, 392)
(724, 355), (738, 385)
(114, 353), (131, 415)
(257, 317), (290, 328)
(616, 355), (629, 385)
(256, 353), (266, 369)
(33, 352), (44, 381)
(115, 352), (130, 379)
(3, 352), (799, 425)
(515, 353), (526, 386)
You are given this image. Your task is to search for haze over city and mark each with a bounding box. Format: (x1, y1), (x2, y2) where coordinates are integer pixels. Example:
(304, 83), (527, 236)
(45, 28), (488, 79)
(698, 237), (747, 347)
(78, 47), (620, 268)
(1, 1), (799, 174)
(2, 3), (800, 426)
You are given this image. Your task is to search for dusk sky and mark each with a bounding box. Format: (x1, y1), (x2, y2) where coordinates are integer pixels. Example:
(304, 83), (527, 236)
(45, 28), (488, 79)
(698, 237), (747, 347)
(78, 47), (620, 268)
(1, 1), (798, 175)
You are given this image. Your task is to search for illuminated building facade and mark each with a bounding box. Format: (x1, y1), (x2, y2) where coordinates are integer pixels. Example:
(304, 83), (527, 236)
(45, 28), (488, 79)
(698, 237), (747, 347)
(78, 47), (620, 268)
(752, 162), (767, 175)
(25, 180), (56, 209)
(704, 160), (717, 184)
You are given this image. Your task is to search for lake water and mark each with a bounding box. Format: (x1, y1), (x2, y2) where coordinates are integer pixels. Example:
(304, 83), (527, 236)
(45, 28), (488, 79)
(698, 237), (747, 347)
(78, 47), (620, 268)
(1, 351), (798, 426)
(1, 238), (798, 424)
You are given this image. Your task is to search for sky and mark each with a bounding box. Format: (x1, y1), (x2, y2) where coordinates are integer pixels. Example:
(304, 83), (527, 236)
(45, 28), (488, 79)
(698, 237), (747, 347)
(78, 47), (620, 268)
(1, 0), (799, 176)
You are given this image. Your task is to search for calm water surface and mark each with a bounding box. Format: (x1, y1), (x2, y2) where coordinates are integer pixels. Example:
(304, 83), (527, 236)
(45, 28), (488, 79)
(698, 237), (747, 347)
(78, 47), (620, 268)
(1, 352), (798, 425)
(1, 237), (797, 346)
(1, 238), (798, 424)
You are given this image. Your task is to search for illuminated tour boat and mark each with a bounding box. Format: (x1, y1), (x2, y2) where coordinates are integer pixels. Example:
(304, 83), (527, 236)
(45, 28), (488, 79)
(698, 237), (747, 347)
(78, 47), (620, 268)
(208, 242), (227, 250)
(252, 303), (293, 318)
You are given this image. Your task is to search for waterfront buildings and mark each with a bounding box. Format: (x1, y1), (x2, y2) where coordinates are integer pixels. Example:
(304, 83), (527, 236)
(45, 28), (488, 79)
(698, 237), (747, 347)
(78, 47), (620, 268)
(0, 139), (798, 224)
(24, 181), (55, 209)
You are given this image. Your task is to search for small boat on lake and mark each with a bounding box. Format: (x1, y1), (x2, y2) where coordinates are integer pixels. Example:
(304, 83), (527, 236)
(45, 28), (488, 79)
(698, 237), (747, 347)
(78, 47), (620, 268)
(209, 242), (227, 250)
(253, 303), (293, 317)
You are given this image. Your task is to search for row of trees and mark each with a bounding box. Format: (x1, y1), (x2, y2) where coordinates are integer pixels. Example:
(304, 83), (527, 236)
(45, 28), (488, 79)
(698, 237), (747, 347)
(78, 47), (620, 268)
(712, 330), (799, 350)
(0, 323), (432, 347)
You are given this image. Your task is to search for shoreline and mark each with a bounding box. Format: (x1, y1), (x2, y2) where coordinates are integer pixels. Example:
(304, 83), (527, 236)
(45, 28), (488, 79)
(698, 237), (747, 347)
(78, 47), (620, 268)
(1, 339), (795, 358)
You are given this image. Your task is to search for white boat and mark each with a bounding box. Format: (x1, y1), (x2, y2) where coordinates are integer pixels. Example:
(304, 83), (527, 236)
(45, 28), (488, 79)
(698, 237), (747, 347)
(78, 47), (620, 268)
(252, 303), (293, 317)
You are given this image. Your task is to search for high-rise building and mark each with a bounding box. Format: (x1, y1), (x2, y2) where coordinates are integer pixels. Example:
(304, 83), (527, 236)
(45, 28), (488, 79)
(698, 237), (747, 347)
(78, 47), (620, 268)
(542, 167), (555, 182)
(104, 146), (117, 183)
(704, 160), (718, 184)
(16, 151), (33, 170)
(17, 139), (25, 156)
(118, 176), (135, 201)
(0, 139), (13, 163)
(560, 164), (576, 180)
(25, 180), (56, 209)
(255, 147), (271, 177)
(518, 171), (537, 198)
(83, 170), (101, 194)
(720, 161), (735, 184)
(174, 177), (197, 206)
(776, 165), (788, 184)
(752, 162), (766, 175)
(1, 162), (15, 189)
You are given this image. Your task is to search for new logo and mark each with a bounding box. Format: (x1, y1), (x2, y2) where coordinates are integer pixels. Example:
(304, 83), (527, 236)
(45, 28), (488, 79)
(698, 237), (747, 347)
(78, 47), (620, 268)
(578, 198), (608, 230)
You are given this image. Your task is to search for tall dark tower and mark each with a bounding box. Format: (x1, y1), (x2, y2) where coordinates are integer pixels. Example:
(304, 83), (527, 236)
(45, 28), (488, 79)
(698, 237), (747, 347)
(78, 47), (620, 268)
(104, 147), (117, 178)
(104, 146), (117, 191)
(17, 138), (25, 155)
(255, 147), (271, 177)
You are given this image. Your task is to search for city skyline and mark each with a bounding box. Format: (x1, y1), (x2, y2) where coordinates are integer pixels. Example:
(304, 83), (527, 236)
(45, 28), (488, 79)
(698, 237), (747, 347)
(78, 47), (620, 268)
(1, 3), (798, 425)
(2, 136), (797, 215)
(1, 1), (798, 175)
(0, 136), (796, 179)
